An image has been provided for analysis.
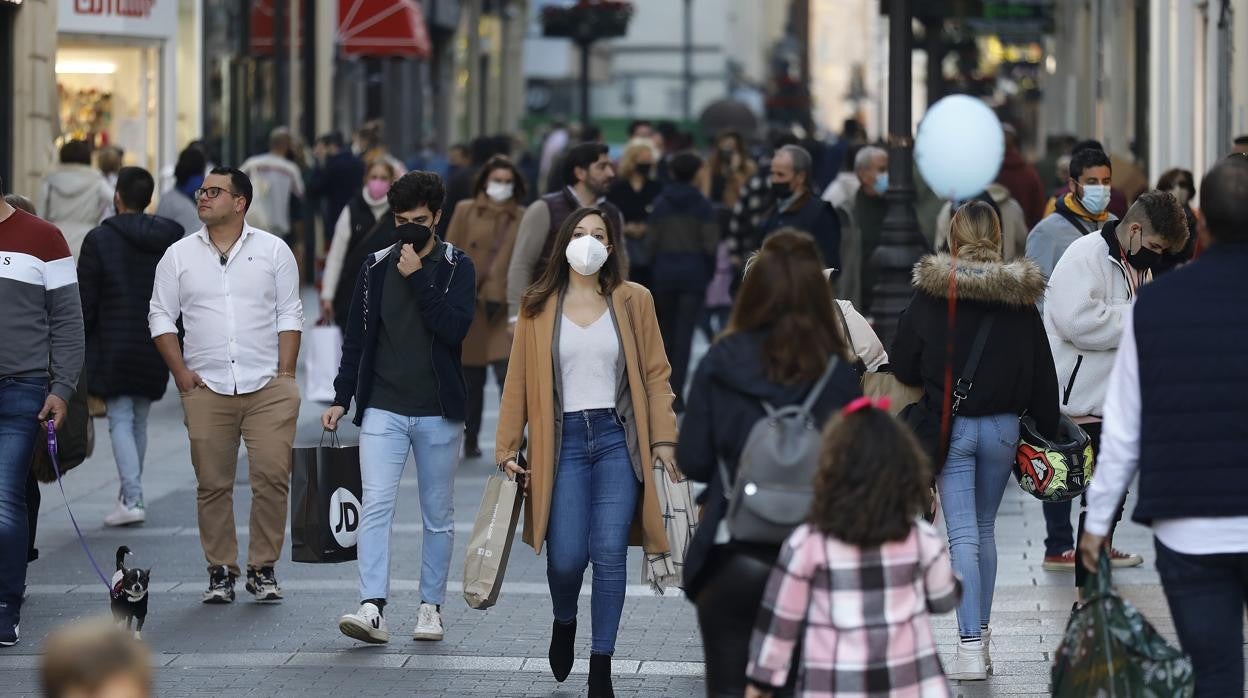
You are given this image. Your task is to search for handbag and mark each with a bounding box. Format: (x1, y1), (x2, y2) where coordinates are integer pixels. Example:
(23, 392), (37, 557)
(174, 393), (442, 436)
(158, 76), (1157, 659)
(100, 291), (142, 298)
(290, 430), (363, 563)
(462, 471), (525, 609)
(304, 323), (343, 403)
(899, 316), (995, 473)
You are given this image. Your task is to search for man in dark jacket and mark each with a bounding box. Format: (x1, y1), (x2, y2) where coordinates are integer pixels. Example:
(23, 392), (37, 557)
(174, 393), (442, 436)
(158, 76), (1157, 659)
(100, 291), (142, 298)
(309, 131), (364, 236)
(757, 144), (842, 271)
(79, 166), (183, 527)
(322, 171), (475, 646)
(647, 151), (719, 412)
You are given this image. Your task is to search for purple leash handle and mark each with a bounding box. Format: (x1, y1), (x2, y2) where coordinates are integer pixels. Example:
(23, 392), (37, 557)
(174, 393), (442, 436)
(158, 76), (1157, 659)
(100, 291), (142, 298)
(45, 420), (116, 597)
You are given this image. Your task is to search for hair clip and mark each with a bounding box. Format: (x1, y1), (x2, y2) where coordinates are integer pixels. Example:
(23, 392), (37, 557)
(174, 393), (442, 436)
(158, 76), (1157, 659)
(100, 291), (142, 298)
(842, 396), (891, 415)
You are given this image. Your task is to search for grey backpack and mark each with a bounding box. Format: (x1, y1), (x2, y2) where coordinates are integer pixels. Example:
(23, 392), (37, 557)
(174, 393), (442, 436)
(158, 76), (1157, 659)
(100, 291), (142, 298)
(717, 356), (840, 545)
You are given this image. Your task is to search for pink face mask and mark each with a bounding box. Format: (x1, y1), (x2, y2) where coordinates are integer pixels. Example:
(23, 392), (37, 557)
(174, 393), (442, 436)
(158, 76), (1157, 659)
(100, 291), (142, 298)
(366, 179), (390, 200)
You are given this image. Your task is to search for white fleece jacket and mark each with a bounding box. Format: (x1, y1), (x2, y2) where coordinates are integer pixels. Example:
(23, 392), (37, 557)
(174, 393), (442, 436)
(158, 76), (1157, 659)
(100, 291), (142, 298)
(1042, 229), (1145, 418)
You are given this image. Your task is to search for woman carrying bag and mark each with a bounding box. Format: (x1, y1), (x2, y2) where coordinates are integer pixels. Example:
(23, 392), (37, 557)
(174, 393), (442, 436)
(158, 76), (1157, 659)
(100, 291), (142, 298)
(495, 207), (679, 698)
(445, 156), (527, 459)
(891, 201), (1059, 681)
(678, 230), (861, 697)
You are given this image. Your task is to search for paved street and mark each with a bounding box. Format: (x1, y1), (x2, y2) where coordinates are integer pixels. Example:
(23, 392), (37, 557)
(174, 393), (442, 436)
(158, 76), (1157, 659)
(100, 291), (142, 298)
(0, 298), (1188, 697)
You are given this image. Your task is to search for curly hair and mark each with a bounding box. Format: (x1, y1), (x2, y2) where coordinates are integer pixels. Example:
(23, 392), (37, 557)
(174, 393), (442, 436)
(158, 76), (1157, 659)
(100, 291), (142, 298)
(809, 406), (932, 547)
(1131, 190), (1190, 246)
(387, 171), (446, 215)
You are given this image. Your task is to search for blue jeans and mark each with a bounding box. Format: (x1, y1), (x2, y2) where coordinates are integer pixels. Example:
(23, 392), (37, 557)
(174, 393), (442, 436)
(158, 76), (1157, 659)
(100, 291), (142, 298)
(546, 409), (640, 655)
(1155, 538), (1248, 697)
(357, 408), (462, 605)
(106, 396), (152, 506)
(0, 377), (47, 627)
(938, 413), (1018, 639)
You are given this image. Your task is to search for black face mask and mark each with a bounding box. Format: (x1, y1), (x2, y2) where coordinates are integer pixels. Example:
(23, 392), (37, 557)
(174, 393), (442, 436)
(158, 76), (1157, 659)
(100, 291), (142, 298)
(635, 163), (653, 178)
(719, 148), (735, 162)
(396, 222), (434, 250)
(1126, 246), (1162, 272)
(770, 181), (793, 200)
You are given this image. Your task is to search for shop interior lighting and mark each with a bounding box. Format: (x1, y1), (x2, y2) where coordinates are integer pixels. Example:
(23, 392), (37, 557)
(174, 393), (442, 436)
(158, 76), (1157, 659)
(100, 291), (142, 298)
(56, 61), (118, 75)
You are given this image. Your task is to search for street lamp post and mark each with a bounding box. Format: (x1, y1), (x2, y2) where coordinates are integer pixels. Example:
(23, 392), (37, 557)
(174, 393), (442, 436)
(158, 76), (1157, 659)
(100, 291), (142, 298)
(869, 0), (928, 346)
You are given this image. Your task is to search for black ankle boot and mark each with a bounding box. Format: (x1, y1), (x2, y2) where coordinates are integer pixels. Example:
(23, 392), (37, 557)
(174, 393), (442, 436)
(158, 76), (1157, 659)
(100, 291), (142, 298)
(588, 653), (614, 698)
(548, 618), (576, 682)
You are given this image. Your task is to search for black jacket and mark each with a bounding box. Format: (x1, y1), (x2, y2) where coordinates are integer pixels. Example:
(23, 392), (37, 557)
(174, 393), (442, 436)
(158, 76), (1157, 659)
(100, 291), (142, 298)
(332, 241), (476, 426)
(677, 331), (861, 598)
(646, 182), (720, 293)
(758, 191), (842, 271)
(891, 254), (1059, 438)
(333, 195), (396, 326)
(78, 213), (184, 400)
(309, 151), (365, 231)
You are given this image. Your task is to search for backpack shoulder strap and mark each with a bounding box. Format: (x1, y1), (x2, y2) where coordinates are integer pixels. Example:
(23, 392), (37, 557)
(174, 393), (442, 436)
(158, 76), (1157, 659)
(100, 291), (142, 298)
(952, 315), (995, 412)
(800, 355), (841, 414)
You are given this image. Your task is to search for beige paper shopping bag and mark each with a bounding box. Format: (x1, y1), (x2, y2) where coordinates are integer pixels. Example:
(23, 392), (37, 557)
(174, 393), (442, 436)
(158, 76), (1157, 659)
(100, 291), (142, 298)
(462, 473), (523, 609)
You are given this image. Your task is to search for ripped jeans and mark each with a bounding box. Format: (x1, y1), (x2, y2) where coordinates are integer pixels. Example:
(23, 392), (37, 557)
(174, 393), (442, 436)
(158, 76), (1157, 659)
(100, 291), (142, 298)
(358, 409), (463, 605)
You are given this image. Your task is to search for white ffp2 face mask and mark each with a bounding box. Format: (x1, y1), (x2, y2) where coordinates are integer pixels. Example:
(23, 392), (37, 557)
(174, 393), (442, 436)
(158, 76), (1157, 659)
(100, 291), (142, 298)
(485, 181), (514, 203)
(565, 235), (609, 276)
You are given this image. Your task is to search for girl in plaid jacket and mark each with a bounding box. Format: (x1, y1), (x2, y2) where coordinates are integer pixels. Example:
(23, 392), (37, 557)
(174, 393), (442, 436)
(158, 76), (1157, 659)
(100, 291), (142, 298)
(746, 398), (961, 698)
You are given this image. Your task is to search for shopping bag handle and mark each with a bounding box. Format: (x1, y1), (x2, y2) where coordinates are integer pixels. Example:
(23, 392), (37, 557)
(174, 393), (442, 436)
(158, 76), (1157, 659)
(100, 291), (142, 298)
(319, 428), (341, 448)
(1081, 547), (1114, 600)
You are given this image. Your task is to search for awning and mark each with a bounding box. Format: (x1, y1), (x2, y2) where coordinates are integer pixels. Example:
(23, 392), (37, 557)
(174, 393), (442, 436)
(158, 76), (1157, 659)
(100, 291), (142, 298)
(338, 0), (432, 59)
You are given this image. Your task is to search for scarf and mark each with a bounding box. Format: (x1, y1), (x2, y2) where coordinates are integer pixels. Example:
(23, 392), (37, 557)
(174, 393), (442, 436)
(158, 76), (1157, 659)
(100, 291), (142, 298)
(1060, 192), (1111, 224)
(643, 460), (699, 594)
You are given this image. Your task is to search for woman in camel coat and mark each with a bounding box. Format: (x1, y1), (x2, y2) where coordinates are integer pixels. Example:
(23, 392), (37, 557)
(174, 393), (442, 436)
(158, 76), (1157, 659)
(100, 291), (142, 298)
(446, 156), (526, 458)
(495, 206), (678, 697)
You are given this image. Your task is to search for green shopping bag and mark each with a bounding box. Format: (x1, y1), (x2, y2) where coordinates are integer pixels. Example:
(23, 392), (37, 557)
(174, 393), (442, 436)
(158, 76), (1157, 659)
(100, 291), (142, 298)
(1051, 549), (1195, 697)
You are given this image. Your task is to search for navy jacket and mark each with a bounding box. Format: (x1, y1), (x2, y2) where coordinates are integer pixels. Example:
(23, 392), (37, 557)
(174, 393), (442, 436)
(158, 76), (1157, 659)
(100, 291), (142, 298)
(1132, 242), (1248, 524)
(646, 182), (720, 293)
(758, 191), (842, 270)
(332, 241), (476, 426)
(78, 213), (183, 400)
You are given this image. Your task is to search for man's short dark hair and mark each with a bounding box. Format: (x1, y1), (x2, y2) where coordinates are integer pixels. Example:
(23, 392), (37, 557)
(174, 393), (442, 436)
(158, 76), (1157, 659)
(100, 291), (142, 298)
(449, 143), (470, 157)
(1130, 190), (1189, 245)
(388, 171), (446, 215)
(115, 167), (155, 212)
(1069, 147), (1112, 180)
(582, 124), (603, 143)
(1071, 139), (1106, 157)
(316, 131), (344, 148)
(209, 166), (252, 211)
(1200, 156), (1248, 244)
(60, 140), (92, 166)
(563, 142), (610, 185)
(627, 120), (652, 137)
(1234, 134), (1248, 146)
(670, 151), (703, 184)
(656, 121), (679, 141)
(174, 146), (207, 187)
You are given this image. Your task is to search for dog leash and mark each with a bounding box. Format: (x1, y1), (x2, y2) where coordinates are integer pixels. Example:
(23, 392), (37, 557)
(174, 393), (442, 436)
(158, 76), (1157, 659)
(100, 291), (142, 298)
(44, 420), (117, 597)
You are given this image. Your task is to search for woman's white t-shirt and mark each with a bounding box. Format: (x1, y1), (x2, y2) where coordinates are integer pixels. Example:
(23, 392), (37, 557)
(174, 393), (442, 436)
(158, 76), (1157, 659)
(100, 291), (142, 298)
(560, 311), (620, 413)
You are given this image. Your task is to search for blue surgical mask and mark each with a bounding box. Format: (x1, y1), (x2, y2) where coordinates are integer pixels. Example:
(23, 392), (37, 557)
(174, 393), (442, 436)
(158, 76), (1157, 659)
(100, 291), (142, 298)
(1080, 184), (1111, 214)
(875, 172), (889, 193)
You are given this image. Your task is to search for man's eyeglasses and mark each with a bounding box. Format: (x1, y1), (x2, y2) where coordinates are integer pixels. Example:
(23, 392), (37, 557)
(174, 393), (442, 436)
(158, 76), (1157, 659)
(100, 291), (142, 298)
(194, 187), (241, 201)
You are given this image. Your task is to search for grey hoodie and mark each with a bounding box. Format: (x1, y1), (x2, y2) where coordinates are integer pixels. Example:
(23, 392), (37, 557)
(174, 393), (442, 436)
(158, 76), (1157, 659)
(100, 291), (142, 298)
(37, 164), (113, 260)
(1025, 200), (1118, 280)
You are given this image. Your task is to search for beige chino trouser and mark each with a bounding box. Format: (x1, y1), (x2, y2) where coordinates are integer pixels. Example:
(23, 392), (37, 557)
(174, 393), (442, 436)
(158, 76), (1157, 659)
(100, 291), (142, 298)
(180, 376), (301, 577)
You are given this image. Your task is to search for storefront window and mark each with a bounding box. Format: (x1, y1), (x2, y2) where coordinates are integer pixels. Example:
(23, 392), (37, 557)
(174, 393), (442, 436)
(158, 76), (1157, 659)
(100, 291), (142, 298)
(56, 42), (161, 170)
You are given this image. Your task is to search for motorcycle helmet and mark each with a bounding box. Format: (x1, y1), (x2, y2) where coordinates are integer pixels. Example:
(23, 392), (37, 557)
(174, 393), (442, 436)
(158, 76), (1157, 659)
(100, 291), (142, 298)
(1013, 415), (1095, 502)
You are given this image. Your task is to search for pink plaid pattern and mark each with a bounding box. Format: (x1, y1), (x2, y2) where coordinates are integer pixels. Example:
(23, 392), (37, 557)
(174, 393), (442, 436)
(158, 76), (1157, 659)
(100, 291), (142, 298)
(747, 522), (960, 697)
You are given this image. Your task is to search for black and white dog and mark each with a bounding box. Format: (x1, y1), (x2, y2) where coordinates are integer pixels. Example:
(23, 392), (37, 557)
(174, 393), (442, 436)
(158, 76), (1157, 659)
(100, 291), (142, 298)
(111, 546), (150, 639)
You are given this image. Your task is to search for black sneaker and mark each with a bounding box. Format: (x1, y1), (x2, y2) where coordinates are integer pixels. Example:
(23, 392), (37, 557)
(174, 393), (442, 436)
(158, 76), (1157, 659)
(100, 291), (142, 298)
(245, 566), (283, 602)
(202, 566), (236, 604)
(0, 620), (18, 647)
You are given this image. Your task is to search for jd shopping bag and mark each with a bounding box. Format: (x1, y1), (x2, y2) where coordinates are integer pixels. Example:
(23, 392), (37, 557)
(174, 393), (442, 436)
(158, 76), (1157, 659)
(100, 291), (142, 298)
(290, 431), (363, 563)
(462, 473), (523, 609)
(1051, 550), (1194, 697)
(304, 324), (343, 403)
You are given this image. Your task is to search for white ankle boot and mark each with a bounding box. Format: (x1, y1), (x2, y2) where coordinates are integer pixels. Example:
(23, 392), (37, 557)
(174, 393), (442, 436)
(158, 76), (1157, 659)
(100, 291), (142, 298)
(947, 638), (987, 681)
(982, 627), (993, 675)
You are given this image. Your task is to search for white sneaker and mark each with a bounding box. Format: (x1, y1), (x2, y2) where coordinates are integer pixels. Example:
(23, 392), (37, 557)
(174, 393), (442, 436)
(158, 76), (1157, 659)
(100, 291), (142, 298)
(103, 498), (146, 527)
(947, 639), (987, 681)
(338, 602), (390, 644)
(411, 603), (444, 641)
(983, 627), (993, 675)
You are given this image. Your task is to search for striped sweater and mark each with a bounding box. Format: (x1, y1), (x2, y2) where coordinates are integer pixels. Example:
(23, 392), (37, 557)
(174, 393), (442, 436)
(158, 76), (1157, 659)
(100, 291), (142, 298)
(0, 207), (84, 401)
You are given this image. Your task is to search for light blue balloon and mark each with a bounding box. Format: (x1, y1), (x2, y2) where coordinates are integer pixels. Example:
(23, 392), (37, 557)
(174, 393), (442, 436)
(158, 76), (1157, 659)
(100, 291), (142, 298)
(914, 95), (1005, 201)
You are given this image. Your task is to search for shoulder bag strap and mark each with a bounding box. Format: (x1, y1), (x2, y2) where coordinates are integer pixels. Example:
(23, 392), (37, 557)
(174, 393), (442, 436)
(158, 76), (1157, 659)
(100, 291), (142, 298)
(1055, 206), (1094, 236)
(951, 315), (995, 413)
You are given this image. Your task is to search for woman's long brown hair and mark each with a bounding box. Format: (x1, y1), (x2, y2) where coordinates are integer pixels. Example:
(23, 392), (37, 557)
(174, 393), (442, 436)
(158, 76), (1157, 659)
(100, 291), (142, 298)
(521, 207), (626, 317)
(725, 228), (847, 384)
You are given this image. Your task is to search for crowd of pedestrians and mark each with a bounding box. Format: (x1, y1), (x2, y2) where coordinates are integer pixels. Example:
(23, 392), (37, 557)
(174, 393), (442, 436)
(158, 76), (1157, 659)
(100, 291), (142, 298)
(3, 115), (1248, 698)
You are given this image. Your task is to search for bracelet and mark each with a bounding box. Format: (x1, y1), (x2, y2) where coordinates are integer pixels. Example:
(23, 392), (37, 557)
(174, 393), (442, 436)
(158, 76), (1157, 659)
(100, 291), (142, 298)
(277, 371), (296, 378)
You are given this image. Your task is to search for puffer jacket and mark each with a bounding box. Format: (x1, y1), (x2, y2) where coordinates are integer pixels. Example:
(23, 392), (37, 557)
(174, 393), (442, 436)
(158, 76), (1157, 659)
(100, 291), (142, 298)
(1043, 221), (1141, 418)
(78, 213), (185, 399)
(38, 165), (114, 260)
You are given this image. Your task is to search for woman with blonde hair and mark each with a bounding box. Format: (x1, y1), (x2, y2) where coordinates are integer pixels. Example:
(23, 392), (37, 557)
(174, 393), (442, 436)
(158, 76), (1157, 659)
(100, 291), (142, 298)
(892, 200), (1059, 681)
(607, 138), (663, 288)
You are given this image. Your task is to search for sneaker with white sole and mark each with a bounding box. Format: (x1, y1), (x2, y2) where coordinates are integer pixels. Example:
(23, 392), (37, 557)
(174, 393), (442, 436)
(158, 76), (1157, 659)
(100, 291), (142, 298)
(338, 602), (390, 644)
(1109, 547), (1144, 568)
(103, 498), (146, 527)
(0, 622), (17, 647)
(947, 638), (987, 681)
(202, 566), (236, 604)
(412, 603), (444, 641)
(245, 567), (283, 602)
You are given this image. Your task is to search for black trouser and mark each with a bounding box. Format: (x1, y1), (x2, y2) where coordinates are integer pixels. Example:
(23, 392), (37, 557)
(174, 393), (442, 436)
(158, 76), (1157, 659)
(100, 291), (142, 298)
(694, 547), (796, 698)
(463, 360), (508, 449)
(1155, 539), (1248, 697)
(653, 289), (702, 413)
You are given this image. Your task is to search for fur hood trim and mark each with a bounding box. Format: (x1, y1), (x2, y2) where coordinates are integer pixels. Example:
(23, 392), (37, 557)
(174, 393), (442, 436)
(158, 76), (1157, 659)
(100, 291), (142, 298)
(911, 253), (1046, 307)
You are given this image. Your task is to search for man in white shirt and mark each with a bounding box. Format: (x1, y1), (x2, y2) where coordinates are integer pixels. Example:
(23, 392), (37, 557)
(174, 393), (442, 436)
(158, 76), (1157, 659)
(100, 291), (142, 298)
(239, 127), (305, 241)
(1080, 156), (1248, 697)
(149, 166), (303, 605)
